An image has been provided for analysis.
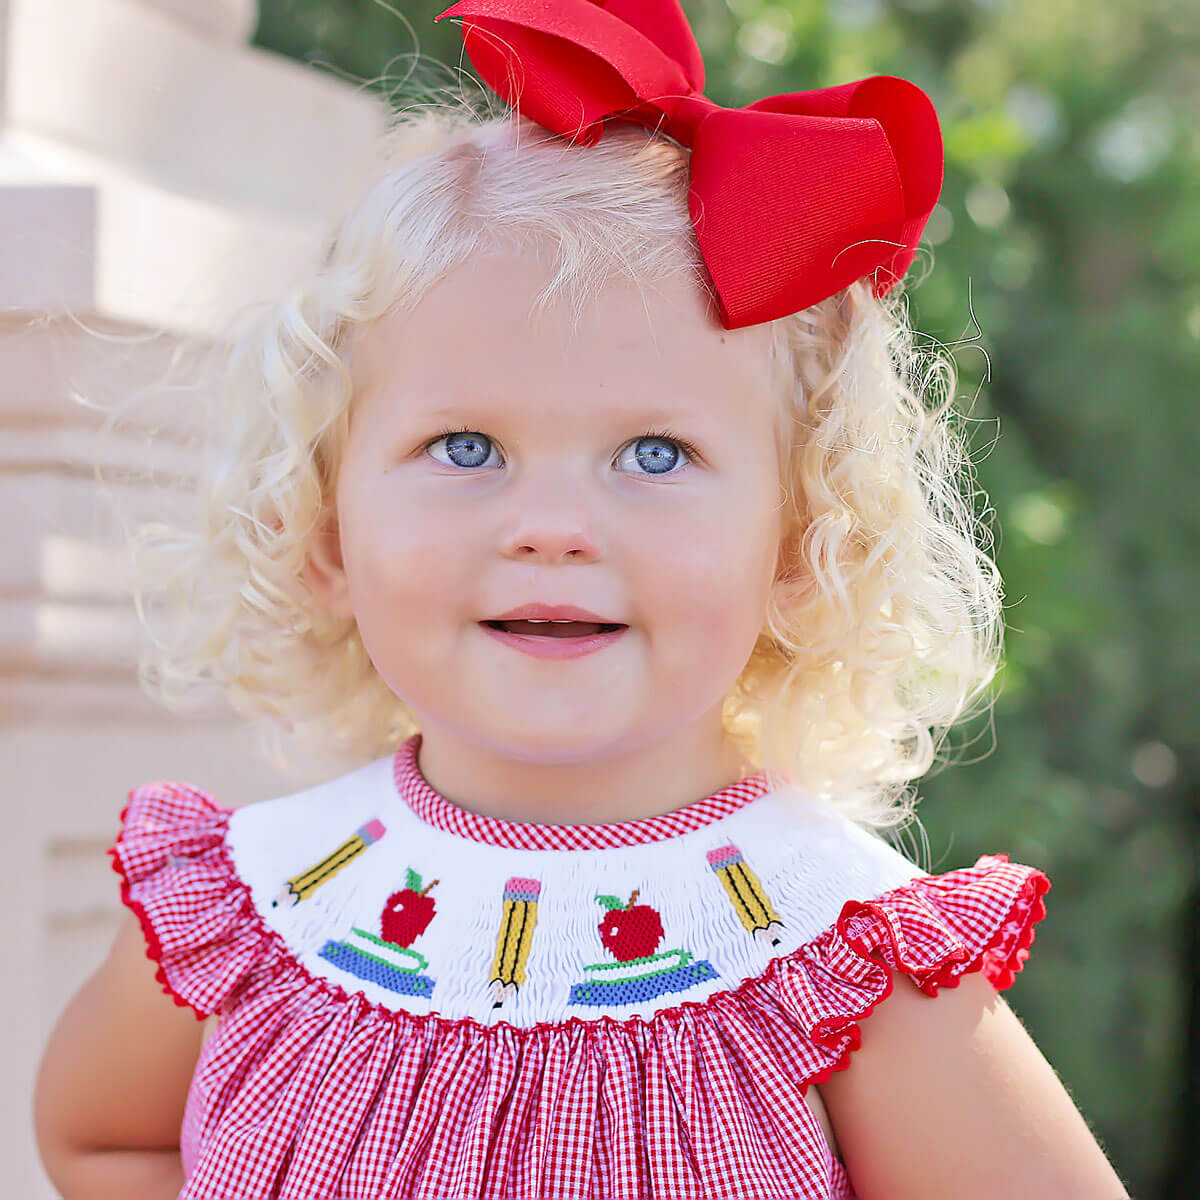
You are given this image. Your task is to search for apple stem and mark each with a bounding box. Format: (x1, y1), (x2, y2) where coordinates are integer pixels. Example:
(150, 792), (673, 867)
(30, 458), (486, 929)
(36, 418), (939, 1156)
(421, 879), (439, 897)
(629, 888), (639, 906)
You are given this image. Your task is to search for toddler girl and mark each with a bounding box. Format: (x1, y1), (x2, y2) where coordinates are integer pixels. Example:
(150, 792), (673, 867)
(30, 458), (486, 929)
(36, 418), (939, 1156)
(35, 2), (1130, 1197)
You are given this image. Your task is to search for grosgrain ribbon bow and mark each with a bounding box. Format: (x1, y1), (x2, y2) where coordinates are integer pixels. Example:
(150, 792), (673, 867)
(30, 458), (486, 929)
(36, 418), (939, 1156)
(434, 0), (943, 329)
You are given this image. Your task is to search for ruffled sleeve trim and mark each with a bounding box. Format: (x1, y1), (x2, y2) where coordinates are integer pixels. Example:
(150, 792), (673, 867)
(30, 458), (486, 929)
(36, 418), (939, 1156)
(108, 781), (250, 1021)
(752, 853), (1051, 1090)
(840, 852), (1049, 995)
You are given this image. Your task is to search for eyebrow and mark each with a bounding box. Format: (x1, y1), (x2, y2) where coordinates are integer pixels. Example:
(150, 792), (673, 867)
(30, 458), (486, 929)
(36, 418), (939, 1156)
(410, 401), (710, 427)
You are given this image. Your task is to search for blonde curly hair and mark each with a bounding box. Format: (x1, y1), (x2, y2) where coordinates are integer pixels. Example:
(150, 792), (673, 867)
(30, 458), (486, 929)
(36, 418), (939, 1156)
(127, 99), (1003, 841)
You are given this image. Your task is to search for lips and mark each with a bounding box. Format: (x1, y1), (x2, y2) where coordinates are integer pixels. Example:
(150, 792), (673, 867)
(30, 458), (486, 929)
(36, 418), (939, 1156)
(479, 619), (629, 659)
(483, 619), (622, 638)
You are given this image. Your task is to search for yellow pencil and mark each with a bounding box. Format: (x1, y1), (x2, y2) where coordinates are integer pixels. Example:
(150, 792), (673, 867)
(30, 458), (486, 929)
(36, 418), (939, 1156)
(489, 876), (541, 1008)
(272, 818), (387, 908)
(707, 843), (784, 947)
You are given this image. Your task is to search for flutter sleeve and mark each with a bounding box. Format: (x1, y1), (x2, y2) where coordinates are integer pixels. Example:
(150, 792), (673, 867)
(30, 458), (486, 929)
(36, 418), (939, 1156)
(107, 781), (273, 1020)
(746, 853), (1051, 1087)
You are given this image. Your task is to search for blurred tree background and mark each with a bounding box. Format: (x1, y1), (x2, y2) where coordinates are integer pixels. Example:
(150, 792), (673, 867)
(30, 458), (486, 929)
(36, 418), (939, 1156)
(254, 2), (1197, 1195)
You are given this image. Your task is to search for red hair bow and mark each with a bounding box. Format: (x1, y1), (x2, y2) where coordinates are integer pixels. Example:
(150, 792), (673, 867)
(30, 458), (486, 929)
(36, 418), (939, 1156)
(434, 0), (943, 329)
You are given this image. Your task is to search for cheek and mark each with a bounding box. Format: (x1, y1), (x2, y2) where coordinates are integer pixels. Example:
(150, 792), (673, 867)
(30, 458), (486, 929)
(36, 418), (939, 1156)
(339, 486), (467, 621)
(649, 499), (777, 641)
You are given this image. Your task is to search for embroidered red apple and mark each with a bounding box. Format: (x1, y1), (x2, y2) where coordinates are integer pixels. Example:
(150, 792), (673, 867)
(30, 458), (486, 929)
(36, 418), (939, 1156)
(595, 888), (663, 962)
(381, 867), (439, 947)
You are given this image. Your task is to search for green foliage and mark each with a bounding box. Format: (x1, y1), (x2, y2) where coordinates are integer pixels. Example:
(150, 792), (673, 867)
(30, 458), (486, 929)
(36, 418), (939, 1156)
(254, 3), (1197, 1194)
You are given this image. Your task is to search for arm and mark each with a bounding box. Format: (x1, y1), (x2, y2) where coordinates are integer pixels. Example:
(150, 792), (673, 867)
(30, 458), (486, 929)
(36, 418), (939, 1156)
(34, 910), (213, 1200)
(37, 1148), (186, 1200)
(816, 968), (1131, 1200)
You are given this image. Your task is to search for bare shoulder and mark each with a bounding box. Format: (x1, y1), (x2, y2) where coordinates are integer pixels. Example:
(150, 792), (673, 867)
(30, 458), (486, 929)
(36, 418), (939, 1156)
(815, 968), (1132, 1200)
(35, 910), (210, 1160)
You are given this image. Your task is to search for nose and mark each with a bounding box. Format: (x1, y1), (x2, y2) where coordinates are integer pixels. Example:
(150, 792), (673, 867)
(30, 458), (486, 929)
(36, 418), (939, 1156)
(501, 512), (601, 562)
(498, 469), (602, 563)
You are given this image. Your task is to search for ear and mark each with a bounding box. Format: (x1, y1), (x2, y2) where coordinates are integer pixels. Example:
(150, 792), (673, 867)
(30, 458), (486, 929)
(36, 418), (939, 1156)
(303, 506), (355, 620)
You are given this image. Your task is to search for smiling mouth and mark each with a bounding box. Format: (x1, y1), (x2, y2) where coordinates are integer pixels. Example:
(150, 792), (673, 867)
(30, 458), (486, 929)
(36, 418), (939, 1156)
(481, 620), (625, 638)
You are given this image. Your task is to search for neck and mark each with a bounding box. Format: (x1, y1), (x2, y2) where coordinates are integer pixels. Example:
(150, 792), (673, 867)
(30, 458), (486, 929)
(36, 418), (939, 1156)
(411, 716), (756, 827)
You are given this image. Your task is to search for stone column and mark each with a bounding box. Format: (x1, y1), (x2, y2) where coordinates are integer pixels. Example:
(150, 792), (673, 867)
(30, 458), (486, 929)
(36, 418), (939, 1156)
(0, 3), (388, 1194)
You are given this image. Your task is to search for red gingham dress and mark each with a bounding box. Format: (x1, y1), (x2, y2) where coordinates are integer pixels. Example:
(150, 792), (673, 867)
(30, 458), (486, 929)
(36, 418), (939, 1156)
(109, 731), (1049, 1200)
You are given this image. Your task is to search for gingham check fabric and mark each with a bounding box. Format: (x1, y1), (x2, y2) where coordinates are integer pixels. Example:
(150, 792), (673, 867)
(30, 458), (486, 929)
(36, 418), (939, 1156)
(109, 733), (1050, 1200)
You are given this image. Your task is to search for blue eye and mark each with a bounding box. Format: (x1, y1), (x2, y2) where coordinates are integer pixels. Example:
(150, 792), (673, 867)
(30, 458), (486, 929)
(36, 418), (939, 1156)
(424, 426), (699, 475)
(613, 432), (696, 476)
(426, 428), (501, 470)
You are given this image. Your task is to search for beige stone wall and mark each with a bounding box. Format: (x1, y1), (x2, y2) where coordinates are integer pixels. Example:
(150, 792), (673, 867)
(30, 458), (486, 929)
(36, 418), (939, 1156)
(2, 3), (389, 1193)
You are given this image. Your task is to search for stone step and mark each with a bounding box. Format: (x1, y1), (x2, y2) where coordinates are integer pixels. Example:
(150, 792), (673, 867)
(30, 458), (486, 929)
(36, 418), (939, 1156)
(0, 143), (329, 338)
(8, 0), (387, 221)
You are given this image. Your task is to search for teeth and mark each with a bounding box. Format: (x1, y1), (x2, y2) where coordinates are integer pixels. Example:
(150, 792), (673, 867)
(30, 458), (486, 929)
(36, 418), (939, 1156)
(492, 617), (617, 625)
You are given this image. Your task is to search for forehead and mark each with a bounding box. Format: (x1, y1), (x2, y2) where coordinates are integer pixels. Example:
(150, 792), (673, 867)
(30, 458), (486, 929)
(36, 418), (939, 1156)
(349, 248), (780, 427)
